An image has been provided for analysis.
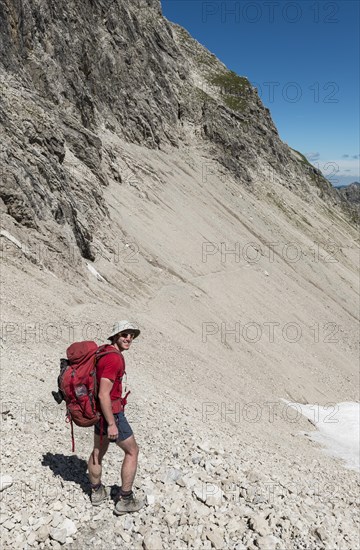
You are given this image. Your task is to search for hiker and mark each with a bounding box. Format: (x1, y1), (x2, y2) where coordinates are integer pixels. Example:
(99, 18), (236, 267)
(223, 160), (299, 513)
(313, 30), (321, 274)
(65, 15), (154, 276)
(87, 320), (144, 514)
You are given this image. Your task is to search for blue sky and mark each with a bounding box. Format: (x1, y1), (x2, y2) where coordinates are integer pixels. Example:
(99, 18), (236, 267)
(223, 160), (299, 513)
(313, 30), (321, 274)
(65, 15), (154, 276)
(161, 0), (359, 186)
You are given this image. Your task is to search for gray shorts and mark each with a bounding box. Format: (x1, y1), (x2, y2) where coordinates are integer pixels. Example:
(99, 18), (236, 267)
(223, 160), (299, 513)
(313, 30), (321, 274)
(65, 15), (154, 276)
(95, 411), (133, 442)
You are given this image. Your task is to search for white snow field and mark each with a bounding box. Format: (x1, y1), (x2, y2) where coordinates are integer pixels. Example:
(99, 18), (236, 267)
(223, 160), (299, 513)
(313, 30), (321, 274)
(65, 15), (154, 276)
(288, 401), (360, 472)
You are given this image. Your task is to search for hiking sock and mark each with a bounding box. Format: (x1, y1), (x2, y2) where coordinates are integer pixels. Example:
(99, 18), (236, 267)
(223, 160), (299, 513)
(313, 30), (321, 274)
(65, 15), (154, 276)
(91, 483), (102, 492)
(119, 488), (133, 500)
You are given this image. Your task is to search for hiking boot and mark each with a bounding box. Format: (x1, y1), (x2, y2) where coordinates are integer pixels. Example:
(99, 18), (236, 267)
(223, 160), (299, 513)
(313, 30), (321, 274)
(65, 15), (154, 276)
(114, 494), (145, 515)
(91, 484), (109, 506)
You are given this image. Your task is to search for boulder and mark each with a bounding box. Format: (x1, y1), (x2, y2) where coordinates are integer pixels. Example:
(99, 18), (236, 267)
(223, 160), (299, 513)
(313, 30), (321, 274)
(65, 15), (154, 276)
(143, 532), (164, 550)
(0, 474), (13, 492)
(204, 527), (225, 549)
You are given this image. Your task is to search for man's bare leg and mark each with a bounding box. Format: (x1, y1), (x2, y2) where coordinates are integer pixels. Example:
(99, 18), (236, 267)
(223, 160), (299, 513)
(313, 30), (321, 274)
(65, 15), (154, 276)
(116, 435), (139, 492)
(114, 435), (144, 514)
(88, 433), (109, 486)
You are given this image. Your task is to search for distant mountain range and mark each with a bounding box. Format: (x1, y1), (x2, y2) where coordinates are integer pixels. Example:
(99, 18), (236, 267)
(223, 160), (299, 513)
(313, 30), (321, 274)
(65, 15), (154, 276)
(336, 182), (360, 204)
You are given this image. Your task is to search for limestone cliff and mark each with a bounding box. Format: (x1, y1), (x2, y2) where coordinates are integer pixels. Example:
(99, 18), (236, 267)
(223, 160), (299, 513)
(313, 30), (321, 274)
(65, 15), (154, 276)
(0, 0), (357, 268)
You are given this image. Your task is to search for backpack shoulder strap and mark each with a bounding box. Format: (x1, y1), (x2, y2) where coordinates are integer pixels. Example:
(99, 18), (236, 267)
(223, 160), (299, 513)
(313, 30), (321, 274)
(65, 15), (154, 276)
(95, 346), (123, 368)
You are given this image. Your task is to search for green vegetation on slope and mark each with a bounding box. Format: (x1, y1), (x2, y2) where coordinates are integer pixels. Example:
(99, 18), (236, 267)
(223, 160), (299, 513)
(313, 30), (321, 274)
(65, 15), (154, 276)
(206, 70), (252, 113)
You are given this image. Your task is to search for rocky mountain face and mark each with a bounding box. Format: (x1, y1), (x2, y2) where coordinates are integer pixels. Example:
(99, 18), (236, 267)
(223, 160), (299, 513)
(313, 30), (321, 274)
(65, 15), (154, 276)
(1, 2), (359, 550)
(337, 182), (360, 205)
(0, 0), (357, 266)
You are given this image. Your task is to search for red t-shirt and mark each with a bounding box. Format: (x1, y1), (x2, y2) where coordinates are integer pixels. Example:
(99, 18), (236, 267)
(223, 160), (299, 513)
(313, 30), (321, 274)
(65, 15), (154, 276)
(96, 347), (125, 414)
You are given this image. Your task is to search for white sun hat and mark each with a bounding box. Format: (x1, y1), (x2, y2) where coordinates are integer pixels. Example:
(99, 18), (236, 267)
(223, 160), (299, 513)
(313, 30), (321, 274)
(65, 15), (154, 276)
(107, 320), (140, 340)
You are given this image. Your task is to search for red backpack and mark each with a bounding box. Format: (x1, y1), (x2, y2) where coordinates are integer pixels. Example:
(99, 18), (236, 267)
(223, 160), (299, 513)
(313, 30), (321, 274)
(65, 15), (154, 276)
(59, 341), (123, 451)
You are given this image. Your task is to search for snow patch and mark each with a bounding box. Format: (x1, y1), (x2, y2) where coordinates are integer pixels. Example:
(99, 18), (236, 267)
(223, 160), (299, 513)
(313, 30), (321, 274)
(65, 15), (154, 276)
(287, 401), (360, 472)
(0, 229), (22, 249)
(86, 263), (106, 282)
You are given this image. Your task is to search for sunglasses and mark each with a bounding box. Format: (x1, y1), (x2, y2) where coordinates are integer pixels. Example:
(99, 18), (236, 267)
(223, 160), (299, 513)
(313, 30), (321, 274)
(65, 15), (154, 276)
(120, 332), (136, 339)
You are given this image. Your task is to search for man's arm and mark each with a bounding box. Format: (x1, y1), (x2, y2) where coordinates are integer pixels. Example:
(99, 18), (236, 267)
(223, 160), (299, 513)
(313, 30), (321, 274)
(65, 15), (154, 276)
(98, 377), (118, 439)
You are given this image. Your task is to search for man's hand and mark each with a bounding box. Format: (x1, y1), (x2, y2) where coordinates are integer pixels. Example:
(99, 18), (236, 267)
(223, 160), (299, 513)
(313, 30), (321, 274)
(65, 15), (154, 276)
(107, 422), (118, 441)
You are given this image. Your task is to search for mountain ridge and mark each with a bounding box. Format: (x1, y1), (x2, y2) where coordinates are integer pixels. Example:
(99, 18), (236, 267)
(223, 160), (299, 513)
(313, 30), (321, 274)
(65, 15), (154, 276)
(336, 181), (360, 204)
(0, 0), (358, 269)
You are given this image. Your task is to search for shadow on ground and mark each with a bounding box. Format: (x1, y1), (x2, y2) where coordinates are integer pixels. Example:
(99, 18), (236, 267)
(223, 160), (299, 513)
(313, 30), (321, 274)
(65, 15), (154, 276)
(42, 453), (90, 495)
(42, 453), (121, 502)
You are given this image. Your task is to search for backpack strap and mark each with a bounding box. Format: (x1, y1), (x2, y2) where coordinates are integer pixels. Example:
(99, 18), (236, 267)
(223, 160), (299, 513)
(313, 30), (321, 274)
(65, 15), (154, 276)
(95, 345), (122, 357)
(122, 390), (131, 407)
(65, 413), (75, 453)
